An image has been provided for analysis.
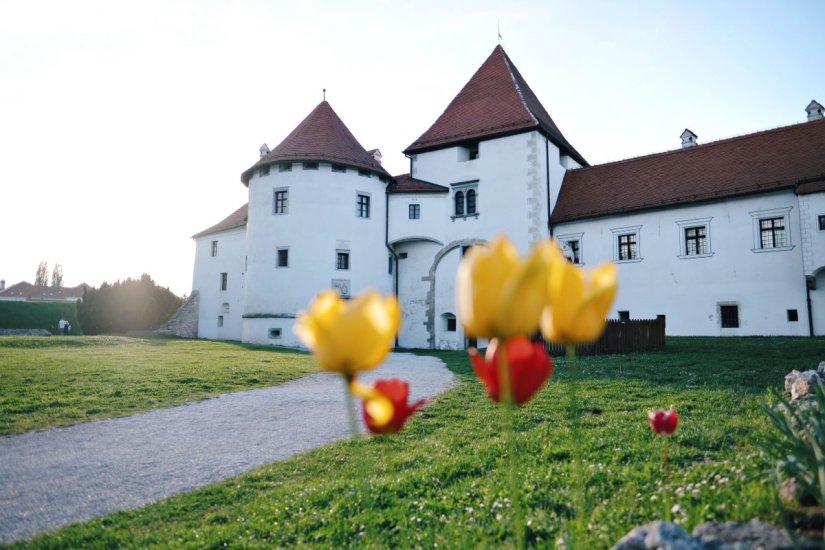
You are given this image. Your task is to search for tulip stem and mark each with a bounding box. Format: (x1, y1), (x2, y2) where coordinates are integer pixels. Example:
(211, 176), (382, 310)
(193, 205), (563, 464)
(566, 344), (585, 549)
(663, 436), (671, 523)
(498, 346), (525, 550)
(343, 375), (371, 537)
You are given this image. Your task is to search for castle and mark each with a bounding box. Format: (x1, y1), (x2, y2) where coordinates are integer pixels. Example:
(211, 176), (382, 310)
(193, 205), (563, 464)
(190, 45), (825, 349)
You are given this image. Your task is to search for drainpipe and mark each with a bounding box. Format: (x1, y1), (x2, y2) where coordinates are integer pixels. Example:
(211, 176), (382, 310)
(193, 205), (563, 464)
(385, 190), (400, 347)
(806, 275), (815, 337)
(545, 135), (554, 237)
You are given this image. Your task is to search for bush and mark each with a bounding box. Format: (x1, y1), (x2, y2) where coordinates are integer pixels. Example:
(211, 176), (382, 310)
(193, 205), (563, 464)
(0, 301), (82, 334)
(76, 274), (183, 335)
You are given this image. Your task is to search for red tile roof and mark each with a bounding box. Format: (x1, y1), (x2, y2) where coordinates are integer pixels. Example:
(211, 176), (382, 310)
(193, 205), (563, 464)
(552, 118), (825, 223)
(404, 46), (587, 166)
(387, 174), (449, 194)
(241, 101), (390, 185)
(0, 281), (89, 301)
(797, 177), (825, 195)
(192, 203), (248, 239)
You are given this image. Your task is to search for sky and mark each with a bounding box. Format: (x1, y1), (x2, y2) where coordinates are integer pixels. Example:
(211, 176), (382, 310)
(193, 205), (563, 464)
(1, 0), (823, 296)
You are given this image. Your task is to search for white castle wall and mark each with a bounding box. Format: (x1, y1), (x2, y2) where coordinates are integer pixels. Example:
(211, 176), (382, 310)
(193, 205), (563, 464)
(554, 190), (811, 336)
(192, 226), (246, 340)
(243, 162), (392, 347)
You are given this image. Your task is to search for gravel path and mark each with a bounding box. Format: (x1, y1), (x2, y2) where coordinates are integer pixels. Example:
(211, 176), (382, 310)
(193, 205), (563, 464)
(0, 353), (454, 543)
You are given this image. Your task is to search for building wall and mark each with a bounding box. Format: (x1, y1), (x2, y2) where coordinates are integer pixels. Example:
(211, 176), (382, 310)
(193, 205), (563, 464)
(800, 191), (825, 335)
(388, 193), (448, 246)
(243, 162), (392, 347)
(192, 226), (246, 340)
(554, 190), (810, 336)
(393, 239), (441, 348)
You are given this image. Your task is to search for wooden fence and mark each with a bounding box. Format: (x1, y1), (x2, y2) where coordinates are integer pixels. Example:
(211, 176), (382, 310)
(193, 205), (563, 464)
(543, 316), (666, 356)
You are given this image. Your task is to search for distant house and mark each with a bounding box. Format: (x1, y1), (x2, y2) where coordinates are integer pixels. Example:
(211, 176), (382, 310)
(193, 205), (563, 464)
(0, 281), (89, 302)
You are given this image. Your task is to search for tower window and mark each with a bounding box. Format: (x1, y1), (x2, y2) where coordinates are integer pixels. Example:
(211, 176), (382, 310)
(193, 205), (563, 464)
(357, 194), (370, 218)
(409, 204), (420, 219)
(211, 240), (218, 257)
(720, 305), (739, 328)
(278, 163), (292, 172)
(336, 251), (350, 270)
(277, 248), (289, 268)
(332, 164), (347, 173)
(303, 162), (319, 170)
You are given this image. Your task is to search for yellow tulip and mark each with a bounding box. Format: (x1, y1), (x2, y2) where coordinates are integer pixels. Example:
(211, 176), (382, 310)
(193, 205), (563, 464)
(294, 289), (401, 377)
(456, 236), (549, 339)
(540, 241), (618, 344)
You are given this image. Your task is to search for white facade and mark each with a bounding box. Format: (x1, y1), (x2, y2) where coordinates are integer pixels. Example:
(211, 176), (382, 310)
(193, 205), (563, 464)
(192, 226), (245, 341)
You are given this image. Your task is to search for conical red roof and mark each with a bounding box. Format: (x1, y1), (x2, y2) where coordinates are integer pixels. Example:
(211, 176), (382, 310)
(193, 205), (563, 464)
(405, 46), (587, 166)
(242, 101), (390, 185)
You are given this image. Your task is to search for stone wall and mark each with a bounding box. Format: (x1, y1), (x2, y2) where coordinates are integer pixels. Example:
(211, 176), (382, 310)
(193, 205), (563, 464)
(0, 329), (52, 336)
(154, 291), (199, 338)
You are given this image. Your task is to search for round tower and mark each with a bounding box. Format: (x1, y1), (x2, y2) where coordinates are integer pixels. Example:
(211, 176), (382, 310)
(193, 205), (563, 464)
(240, 101), (393, 346)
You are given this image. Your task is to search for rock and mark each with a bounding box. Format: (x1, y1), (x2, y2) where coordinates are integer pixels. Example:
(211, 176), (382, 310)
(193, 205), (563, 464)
(693, 519), (819, 549)
(785, 370), (802, 394)
(790, 371), (822, 402)
(0, 329), (52, 336)
(154, 291), (199, 338)
(611, 521), (706, 550)
(817, 362), (825, 377)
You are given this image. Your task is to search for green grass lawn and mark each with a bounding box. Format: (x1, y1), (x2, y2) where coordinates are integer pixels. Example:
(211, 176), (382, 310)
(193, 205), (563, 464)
(4, 336), (824, 548)
(0, 336), (316, 436)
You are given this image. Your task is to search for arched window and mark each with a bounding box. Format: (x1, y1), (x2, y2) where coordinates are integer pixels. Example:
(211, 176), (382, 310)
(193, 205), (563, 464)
(454, 191), (465, 216)
(466, 189), (477, 214)
(221, 302), (230, 313)
(442, 312), (457, 332)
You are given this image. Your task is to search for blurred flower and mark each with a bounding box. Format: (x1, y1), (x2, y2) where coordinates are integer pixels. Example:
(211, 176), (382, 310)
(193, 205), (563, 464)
(456, 236), (549, 339)
(469, 336), (554, 406)
(648, 406), (679, 436)
(540, 241), (618, 345)
(352, 378), (426, 434)
(294, 290), (401, 377)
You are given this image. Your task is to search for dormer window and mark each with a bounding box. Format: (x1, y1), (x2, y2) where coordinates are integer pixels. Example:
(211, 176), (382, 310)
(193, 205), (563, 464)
(303, 162), (319, 170)
(332, 164), (347, 173)
(259, 165), (270, 177)
(358, 169), (371, 178)
(278, 163), (292, 172)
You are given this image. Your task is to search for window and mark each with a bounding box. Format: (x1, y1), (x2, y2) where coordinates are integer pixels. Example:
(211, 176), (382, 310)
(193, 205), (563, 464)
(566, 240), (581, 264)
(336, 250), (350, 270)
(451, 181), (480, 218)
(357, 194), (370, 218)
(557, 233), (584, 264)
(468, 142), (479, 160)
(466, 189), (477, 214)
(684, 226), (708, 255)
(217, 315), (224, 327)
(332, 164), (347, 173)
(409, 204), (420, 219)
(443, 313), (457, 332)
(618, 233), (637, 261)
(357, 169), (371, 178)
(676, 218), (712, 258)
(750, 207), (793, 252)
(720, 305), (739, 328)
(819, 215), (825, 231)
(211, 240), (218, 257)
(612, 226), (641, 262)
(618, 310), (630, 321)
(388, 256), (394, 274)
(268, 328), (282, 339)
(273, 189), (288, 214)
(277, 248), (289, 268)
(220, 272), (227, 291)
(759, 217), (786, 248)
(788, 309), (799, 322)
(303, 162), (318, 170)
(454, 191), (464, 216)
(458, 141), (479, 161)
(259, 165), (270, 177)
(278, 163), (292, 172)
(221, 302), (230, 313)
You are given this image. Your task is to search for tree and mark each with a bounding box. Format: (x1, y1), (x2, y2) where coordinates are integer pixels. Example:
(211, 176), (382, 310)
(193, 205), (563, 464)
(76, 274), (184, 335)
(50, 264), (63, 288)
(34, 261), (48, 286)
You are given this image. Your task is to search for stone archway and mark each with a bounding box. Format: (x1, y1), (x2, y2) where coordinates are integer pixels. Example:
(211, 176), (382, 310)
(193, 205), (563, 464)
(424, 238), (485, 348)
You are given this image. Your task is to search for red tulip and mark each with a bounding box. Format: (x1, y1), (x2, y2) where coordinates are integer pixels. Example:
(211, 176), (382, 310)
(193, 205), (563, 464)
(360, 378), (426, 434)
(469, 336), (554, 406)
(648, 407), (679, 436)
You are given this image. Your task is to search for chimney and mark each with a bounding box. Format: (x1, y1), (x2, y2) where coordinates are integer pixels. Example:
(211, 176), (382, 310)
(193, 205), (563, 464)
(368, 148), (382, 164)
(0, 280), (5, 291)
(806, 100), (824, 122)
(259, 143), (270, 158)
(680, 129), (698, 148)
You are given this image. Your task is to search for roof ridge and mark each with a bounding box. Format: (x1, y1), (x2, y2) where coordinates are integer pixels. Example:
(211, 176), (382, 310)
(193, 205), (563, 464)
(573, 118), (825, 173)
(500, 47), (538, 126)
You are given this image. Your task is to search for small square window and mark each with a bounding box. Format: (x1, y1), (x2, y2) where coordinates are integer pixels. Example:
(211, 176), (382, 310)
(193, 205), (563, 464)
(468, 142), (479, 160)
(211, 240), (218, 257)
(819, 215), (825, 231)
(217, 315), (224, 327)
(357, 169), (371, 178)
(332, 164), (347, 173)
(720, 305), (739, 328)
(220, 272), (228, 291)
(277, 249), (289, 268)
(336, 251), (350, 270)
(357, 194), (370, 218)
(409, 204), (420, 219)
(303, 162), (319, 170)
(446, 317), (457, 332)
(259, 165), (270, 177)
(618, 310), (630, 321)
(268, 328), (282, 339)
(788, 309), (799, 322)
(618, 233), (638, 260)
(684, 226), (708, 255)
(278, 163), (292, 172)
